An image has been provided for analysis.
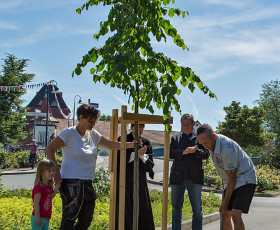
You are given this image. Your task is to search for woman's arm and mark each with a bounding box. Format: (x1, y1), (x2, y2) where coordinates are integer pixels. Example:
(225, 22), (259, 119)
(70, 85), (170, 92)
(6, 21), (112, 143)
(52, 185), (60, 198)
(34, 193), (42, 226)
(45, 137), (65, 186)
(98, 136), (135, 150)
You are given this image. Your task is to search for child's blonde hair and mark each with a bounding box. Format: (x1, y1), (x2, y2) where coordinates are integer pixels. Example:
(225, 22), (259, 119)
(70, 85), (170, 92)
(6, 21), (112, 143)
(34, 158), (56, 188)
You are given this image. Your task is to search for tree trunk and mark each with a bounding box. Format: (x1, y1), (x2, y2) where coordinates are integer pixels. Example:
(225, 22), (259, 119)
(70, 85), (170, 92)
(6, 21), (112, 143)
(133, 80), (139, 230)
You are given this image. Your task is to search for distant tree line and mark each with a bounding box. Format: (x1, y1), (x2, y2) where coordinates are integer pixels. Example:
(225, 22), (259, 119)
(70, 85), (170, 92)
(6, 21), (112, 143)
(98, 114), (111, 121)
(217, 79), (280, 167)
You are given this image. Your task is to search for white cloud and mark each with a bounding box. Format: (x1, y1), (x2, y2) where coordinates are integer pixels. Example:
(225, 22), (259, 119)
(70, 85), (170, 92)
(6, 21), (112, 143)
(215, 109), (225, 116)
(201, 0), (249, 8)
(186, 96), (199, 119)
(0, 0), (23, 10)
(0, 21), (17, 30)
(113, 95), (128, 105)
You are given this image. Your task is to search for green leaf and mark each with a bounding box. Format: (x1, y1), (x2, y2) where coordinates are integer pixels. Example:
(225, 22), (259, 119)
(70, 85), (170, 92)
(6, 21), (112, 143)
(188, 83), (195, 92)
(126, 16), (134, 24)
(168, 8), (175, 18)
(182, 11), (186, 18)
(90, 68), (96, 75)
(139, 100), (146, 109)
(147, 105), (154, 114)
(177, 89), (182, 95)
(156, 102), (162, 109)
(141, 48), (147, 57)
(76, 8), (81, 15)
(163, 0), (170, 6)
(75, 65), (82, 75)
(175, 9), (181, 16)
(97, 63), (105, 72)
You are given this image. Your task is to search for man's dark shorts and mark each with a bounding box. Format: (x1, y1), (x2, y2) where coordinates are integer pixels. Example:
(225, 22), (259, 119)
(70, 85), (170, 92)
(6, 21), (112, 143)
(223, 183), (256, 213)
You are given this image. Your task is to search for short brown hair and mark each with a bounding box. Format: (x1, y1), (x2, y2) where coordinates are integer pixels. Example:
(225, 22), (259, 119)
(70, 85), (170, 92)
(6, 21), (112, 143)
(181, 113), (194, 123)
(197, 123), (214, 136)
(77, 104), (100, 120)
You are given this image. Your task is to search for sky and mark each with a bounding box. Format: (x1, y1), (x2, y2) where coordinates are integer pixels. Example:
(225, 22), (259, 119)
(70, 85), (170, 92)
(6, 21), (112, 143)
(1, 0), (280, 132)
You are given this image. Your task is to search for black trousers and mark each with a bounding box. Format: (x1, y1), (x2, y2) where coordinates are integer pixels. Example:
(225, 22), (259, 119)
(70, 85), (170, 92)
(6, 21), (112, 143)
(29, 153), (36, 167)
(59, 179), (96, 230)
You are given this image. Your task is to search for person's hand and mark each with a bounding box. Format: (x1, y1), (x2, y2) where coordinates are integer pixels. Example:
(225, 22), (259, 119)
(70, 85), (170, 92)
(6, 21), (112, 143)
(131, 139), (143, 148)
(183, 145), (198, 155)
(55, 178), (61, 189)
(138, 145), (147, 157)
(219, 201), (228, 214)
(35, 216), (43, 226)
(54, 170), (61, 188)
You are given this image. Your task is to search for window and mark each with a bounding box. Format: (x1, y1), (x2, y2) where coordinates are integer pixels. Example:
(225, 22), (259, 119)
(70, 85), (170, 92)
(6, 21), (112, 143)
(38, 131), (45, 144)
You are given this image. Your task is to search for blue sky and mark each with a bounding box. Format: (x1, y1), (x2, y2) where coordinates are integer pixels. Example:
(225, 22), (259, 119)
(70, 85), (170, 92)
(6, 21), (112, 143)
(1, 0), (280, 132)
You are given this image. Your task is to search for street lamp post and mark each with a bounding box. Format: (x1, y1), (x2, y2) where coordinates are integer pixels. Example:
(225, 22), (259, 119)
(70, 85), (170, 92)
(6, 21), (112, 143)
(45, 80), (61, 149)
(73, 95), (82, 126)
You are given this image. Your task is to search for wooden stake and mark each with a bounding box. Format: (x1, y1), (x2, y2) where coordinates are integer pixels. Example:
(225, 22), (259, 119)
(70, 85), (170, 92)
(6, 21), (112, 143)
(109, 109), (118, 230)
(119, 105), (127, 230)
(162, 124), (170, 230)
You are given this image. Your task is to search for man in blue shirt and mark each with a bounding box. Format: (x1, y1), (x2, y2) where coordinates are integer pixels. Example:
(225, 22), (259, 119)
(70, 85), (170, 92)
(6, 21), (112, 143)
(170, 114), (210, 230)
(197, 123), (256, 230)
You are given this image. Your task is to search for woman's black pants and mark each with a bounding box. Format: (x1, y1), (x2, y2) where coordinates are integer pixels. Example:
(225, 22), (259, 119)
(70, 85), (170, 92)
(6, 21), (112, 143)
(59, 179), (96, 230)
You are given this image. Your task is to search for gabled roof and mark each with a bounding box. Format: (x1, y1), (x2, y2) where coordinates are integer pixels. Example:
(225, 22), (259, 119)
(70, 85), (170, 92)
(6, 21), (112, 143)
(26, 84), (71, 119)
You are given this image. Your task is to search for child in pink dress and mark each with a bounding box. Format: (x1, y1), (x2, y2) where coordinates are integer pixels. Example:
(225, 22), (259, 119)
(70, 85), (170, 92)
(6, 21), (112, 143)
(31, 159), (60, 230)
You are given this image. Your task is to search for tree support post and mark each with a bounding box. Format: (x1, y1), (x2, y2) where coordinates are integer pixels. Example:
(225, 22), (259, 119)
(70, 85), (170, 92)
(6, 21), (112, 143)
(109, 109), (119, 230)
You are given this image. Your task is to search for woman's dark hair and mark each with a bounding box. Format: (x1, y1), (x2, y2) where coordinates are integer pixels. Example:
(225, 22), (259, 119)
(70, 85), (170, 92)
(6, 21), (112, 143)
(77, 104), (100, 120)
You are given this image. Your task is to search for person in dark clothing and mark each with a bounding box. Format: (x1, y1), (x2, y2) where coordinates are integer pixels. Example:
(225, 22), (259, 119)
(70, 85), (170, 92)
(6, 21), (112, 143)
(170, 114), (210, 230)
(29, 139), (38, 169)
(115, 123), (155, 230)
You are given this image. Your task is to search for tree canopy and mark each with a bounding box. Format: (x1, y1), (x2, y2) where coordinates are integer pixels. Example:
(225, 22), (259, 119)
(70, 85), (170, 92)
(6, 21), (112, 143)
(217, 101), (267, 148)
(99, 114), (111, 121)
(0, 54), (35, 144)
(256, 79), (280, 146)
(72, 0), (216, 132)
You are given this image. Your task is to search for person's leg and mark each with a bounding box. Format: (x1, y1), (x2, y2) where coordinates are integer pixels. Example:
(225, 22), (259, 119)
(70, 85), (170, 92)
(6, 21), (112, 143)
(231, 209), (244, 230)
(59, 180), (84, 230)
(74, 182), (96, 230)
(171, 183), (187, 230)
(31, 215), (42, 230)
(30, 154), (35, 168)
(230, 184), (256, 230)
(40, 218), (49, 230)
(185, 180), (203, 230)
(223, 210), (233, 230)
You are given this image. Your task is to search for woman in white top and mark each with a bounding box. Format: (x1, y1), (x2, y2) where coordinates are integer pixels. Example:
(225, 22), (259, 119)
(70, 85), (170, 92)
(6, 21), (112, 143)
(46, 104), (136, 230)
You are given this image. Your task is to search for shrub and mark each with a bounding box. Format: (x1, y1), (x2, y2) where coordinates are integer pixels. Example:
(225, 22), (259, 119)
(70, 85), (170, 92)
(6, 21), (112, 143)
(0, 151), (12, 169)
(93, 166), (110, 201)
(0, 187), (220, 229)
(0, 150), (46, 169)
(203, 159), (223, 189)
(255, 165), (280, 192)
(0, 170), (6, 194)
(0, 188), (31, 198)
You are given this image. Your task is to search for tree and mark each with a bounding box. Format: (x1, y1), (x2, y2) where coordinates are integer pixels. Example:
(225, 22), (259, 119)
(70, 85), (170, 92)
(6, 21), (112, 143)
(72, 0), (216, 228)
(99, 114), (111, 121)
(0, 54), (35, 144)
(217, 101), (267, 148)
(73, 0), (216, 131)
(256, 79), (280, 146)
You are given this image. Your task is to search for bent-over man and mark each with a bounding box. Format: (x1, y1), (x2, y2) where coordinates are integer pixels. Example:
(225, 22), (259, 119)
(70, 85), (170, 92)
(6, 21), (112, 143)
(197, 123), (257, 230)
